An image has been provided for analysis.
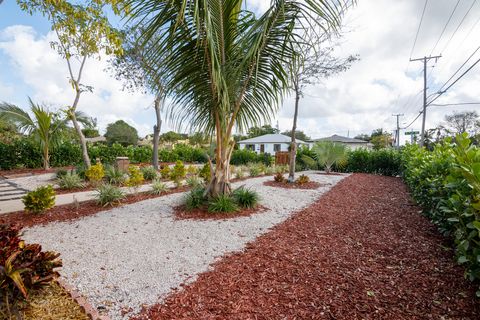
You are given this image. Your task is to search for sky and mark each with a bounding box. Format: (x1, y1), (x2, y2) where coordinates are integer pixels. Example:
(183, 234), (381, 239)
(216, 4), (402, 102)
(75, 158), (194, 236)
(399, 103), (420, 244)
(0, 0), (479, 144)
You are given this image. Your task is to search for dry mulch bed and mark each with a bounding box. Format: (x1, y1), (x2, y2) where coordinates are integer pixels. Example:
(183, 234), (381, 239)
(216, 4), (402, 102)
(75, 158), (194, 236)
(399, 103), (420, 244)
(133, 173), (480, 320)
(263, 180), (323, 189)
(174, 204), (268, 221)
(1, 187), (189, 229)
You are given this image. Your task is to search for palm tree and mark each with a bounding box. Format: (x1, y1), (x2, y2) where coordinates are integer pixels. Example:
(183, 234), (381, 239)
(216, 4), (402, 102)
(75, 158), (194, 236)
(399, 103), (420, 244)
(311, 141), (347, 174)
(125, 0), (349, 196)
(0, 99), (66, 170)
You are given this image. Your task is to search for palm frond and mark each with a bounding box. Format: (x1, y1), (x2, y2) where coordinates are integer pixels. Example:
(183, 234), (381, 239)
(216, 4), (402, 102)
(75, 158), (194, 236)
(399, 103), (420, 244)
(0, 102), (35, 134)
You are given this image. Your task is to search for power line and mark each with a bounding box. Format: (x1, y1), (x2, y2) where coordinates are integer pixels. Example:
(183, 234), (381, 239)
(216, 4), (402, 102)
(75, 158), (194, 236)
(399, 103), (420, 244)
(437, 45), (480, 93)
(439, 0), (477, 54)
(410, 0), (429, 59)
(429, 102), (480, 106)
(402, 111), (422, 129)
(430, 0), (461, 56)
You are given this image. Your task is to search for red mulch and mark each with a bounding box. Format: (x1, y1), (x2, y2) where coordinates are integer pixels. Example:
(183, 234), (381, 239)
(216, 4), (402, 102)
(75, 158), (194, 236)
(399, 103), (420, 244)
(263, 180), (323, 189)
(174, 205), (268, 221)
(0, 187), (189, 229)
(132, 173), (480, 320)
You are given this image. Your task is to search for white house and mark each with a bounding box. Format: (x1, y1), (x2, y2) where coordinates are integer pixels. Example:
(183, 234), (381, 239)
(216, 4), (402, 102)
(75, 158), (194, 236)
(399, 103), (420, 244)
(237, 134), (307, 154)
(308, 134), (372, 150)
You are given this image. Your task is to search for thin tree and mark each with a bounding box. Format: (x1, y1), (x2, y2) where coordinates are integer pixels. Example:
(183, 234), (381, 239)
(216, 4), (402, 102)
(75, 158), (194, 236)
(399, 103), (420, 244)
(18, 0), (124, 168)
(287, 31), (357, 182)
(125, 0), (352, 196)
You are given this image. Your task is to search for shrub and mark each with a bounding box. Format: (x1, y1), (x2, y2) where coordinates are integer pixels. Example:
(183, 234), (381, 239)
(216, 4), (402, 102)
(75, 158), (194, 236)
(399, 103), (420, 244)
(141, 166), (158, 180)
(230, 149), (259, 165)
(58, 172), (84, 189)
(295, 174), (310, 185)
(150, 179), (167, 195)
(55, 168), (68, 179)
(125, 165), (144, 189)
(85, 162), (105, 184)
(208, 194), (238, 213)
(0, 224), (62, 313)
(75, 164), (87, 180)
(104, 165), (126, 185)
(248, 163), (262, 177)
(274, 172), (285, 183)
(275, 165), (288, 174)
(187, 164), (198, 175)
(186, 176), (203, 188)
(185, 187), (206, 210)
(235, 169), (245, 179)
(171, 160), (186, 183)
(345, 148), (401, 176)
(264, 166), (274, 175)
(160, 165), (171, 179)
(22, 185), (56, 214)
(233, 187), (259, 208)
(95, 184), (125, 206)
(199, 163), (211, 181)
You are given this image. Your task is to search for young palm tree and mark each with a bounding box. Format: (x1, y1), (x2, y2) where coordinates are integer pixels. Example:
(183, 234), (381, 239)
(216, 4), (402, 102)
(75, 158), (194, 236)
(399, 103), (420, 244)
(312, 141), (347, 174)
(125, 0), (349, 196)
(0, 99), (66, 170)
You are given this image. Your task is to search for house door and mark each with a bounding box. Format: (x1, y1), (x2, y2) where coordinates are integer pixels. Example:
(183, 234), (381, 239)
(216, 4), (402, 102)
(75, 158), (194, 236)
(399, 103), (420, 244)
(260, 144), (265, 153)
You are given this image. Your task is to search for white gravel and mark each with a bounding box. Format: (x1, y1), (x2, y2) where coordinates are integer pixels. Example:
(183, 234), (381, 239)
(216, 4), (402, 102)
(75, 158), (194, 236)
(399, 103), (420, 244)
(8, 173), (57, 190)
(22, 172), (346, 319)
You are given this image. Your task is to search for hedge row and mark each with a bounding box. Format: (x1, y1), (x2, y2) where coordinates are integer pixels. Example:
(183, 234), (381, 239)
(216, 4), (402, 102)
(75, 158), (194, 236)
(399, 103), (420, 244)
(402, 134), (480, 296)
(344, 148), (402, 176)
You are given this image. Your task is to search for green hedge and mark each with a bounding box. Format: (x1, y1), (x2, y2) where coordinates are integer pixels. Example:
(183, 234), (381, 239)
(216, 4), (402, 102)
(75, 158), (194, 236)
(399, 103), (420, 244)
(230, 149), (273, 166)
(344, 148), (402, 176)
(402, 134), (480, 296)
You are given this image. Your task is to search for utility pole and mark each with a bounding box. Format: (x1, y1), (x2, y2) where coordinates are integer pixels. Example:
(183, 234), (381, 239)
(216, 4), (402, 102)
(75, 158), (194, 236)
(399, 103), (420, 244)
(410, 55), (441, 147)
(392, 113), (404, 148)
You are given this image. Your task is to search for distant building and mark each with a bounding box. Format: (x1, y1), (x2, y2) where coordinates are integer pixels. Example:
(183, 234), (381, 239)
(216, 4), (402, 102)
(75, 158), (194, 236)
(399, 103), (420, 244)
(308, 134), (372, 150)
(237, 134), (307, 154)
(85, 136), (107, 143)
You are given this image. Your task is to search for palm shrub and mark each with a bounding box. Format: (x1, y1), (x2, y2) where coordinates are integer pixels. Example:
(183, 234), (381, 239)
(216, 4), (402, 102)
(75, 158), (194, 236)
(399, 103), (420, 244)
(58, 172), (84, 189)
(208, 194), (238, 213)
(150, 179), (167, 195)
(95, 184), (125, 206)
(141, 165), (157, 180)
(311, 141), (347, 174)
(233, 187), (259, 208)
(105, 165), (126, 185)
(22, 185), (56, 214)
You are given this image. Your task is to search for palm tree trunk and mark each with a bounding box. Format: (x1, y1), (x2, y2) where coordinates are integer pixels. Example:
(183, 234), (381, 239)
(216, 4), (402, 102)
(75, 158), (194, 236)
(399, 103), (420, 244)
(152, 92), (163, 170)
(205, 134), (234, 197)
(288, 83), (300, 182)
(43, 145), (50, 170)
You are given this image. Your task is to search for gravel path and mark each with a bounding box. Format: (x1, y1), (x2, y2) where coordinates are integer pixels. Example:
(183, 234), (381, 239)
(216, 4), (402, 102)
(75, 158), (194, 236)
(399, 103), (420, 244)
(8, 173), (57, 190)
(22, 172), (345, 319)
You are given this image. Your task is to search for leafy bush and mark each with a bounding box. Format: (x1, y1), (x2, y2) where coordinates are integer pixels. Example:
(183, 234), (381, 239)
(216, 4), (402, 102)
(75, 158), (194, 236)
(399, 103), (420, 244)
(185, 187), (206, 210)
(75, 164), (87, 180)
(199, 163), (211, 181)
(104, 165), (126, 185)
(125, 165), (144, 189)
(85, 162), (105, 185)
(295, 174), (310, 185)
(141, 166), (158, 180)
(230, 149), (259, 165)
(402, 134), (480, 296)
(22, 185), (55, 214)
(0, 224), (62, 313)
(160, 165), (171, 179)
(233, 187), (259, 208)
(264, 166), (275, 175)
(274, 172), (285, 182)
(345, 148), (401, 176)
(95, 184), (125, 206)
(187, 164), (198, 175)
(171, 160), (186, 183)
(58, 172), (84, 189)
(208, 194), (238, 213)
(55, 168), (68, 179)
(150, 179), (167, 195)
(248, 163), (262, 177)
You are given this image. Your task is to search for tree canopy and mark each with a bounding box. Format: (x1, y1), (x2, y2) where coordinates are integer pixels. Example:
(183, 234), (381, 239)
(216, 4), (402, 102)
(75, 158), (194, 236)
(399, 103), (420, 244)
(105, 120), (139, 146)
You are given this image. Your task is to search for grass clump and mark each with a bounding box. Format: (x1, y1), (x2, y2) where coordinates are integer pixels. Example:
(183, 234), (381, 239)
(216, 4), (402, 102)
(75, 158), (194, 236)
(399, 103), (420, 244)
(141, 166), (158, 180)
(150, 179), (167, 195)
(233, 187), (259, 208)
(185, 187), (206, 210)
(58, 172), (84, 189)
(208, 194), (238, 213)
(186, 175), (203, 188)
(95, 184), (124, 207)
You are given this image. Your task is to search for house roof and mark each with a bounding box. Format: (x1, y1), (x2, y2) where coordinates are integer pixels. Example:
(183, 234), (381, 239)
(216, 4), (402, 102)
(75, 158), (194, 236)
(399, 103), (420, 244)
(238, 134), (306, 144)
(310, 134), (368, 144)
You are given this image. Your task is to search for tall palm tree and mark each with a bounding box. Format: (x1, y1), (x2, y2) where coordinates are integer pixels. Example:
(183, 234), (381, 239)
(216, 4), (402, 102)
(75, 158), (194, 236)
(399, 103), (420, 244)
(0, 99), (66, 170)
(125, 0), (349, 196)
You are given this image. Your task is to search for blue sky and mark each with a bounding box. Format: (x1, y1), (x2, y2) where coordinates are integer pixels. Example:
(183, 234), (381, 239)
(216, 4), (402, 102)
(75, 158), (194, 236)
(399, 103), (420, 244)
(1, 0), (479, 141)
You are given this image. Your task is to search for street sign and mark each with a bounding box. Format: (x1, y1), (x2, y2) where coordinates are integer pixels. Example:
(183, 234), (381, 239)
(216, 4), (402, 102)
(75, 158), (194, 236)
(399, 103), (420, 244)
(405, 131), (419, 135)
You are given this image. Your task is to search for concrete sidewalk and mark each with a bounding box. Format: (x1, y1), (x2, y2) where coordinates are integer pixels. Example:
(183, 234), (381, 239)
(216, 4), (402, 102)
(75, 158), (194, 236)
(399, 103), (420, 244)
(0, 182), (177, 215)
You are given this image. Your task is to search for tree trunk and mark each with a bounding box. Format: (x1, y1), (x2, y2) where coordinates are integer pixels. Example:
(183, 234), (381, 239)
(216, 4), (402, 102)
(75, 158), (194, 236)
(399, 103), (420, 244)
(205, 137), (234, 197)
(152, 92), (163, 170)
(71, 89), (91, 168)
(288, 83), (300, 182)
(43, 145), (49, 170)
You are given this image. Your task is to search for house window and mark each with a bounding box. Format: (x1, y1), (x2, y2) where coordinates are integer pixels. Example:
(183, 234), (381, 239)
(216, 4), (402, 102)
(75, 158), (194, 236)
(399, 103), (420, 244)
(246, 144), (255, 151)
(274, 144), (281, 152)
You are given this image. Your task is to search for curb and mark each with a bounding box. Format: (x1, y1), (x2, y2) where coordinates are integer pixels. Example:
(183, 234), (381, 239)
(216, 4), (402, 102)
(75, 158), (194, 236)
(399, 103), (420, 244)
(56, 278), (111, 320)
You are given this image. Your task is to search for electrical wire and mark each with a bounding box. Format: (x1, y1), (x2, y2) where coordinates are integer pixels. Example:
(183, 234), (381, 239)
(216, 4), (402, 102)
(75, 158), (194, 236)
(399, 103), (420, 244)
(440, 0), (477, 54)
(430, 0), (461, 56)
(410, 0), (429, 59)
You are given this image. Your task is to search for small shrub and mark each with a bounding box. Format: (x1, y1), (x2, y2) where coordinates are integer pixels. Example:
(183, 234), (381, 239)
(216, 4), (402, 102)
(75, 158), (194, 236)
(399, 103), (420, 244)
(208, 194), (238, 213)
(58, 172), (84, 189)
(185, 187), (206, 210)
(235, 170), (245, 179)
(22, 185), (55, 214)
(186, 175), (203, 188)
(85, 162), (105, 184)
(295, 174), (310, 185)
(125, 165), (144, 189)
(105, 165), (126, 185)
(274, 172), (285, 183)
(248, 163), (261, 177)
(186, 164), (198, 175)
(55, 168), (68, 179)
(0, 224), (62, 313)
(233, 187), (259, 208)
(171, 160), (186, 183)
(264, 166), (274, 175)
(150, 179), (167, 195)
(141, 166), (158, 180)
(199, 163), (211, 181)
(95, 184), (125, 206)
(75, 164), (87, 180)
(160, 165), (171, 179)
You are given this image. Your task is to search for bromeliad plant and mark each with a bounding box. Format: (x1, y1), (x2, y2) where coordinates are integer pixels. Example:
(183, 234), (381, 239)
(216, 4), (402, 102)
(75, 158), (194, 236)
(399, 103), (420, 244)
(0, 224), (62, 316)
